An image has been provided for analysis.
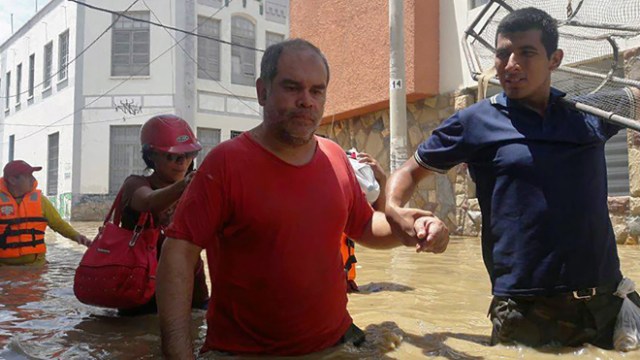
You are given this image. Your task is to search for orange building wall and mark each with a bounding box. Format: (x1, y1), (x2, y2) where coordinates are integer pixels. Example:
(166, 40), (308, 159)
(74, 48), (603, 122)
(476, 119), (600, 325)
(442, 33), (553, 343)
(290, 0), (439, 122)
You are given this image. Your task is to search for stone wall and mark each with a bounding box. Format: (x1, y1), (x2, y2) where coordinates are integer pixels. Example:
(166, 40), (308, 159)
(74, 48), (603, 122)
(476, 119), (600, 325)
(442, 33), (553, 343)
(317, 89), (480, 236)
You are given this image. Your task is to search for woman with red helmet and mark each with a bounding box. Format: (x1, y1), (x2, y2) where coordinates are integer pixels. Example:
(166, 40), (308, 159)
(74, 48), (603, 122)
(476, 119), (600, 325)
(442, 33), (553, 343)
(116, 114), (209, 316)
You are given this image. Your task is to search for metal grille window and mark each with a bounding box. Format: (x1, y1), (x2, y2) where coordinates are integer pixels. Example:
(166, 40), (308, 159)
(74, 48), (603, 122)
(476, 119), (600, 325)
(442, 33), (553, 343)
(231, 16), (256, 86)
(15, 64), (21, 104)
(8, 135), (14, 162)
(28, 54), (35, 98)
(43, 42), (53, 89)
(5, 72), (10, 109)
(605, 129), (630, 196)
(109, 125), (145, 193)
(265, 32), (284, 48)
(58, 30), (69, 81)
(197, 17), (221, 80)
(196, 127), (221, 167)
(230, 130), (243, 138)
(111, 12), (150, 76)
(47, 132), (59, 196)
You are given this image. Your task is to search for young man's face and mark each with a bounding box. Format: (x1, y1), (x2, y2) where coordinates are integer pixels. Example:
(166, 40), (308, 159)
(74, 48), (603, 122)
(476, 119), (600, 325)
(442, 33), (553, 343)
(495, 29), (563, 106)
(257, 48), (328, 147)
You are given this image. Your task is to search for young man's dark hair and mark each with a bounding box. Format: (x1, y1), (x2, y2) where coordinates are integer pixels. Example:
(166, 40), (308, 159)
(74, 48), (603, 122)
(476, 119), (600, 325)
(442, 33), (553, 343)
(496, 7), (559, 58)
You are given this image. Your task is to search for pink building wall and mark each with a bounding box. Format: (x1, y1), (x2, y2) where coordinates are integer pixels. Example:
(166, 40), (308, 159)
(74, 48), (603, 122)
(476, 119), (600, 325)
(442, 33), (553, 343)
(290, 0), (440, 123)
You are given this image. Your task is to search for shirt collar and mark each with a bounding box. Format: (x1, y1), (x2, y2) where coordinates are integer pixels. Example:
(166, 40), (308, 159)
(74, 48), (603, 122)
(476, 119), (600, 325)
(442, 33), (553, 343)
(490, 87), (567, 109)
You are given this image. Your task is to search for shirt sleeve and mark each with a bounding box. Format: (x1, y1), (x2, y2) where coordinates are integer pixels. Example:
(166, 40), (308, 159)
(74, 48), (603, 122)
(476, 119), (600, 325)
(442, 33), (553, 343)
(415, 112), (471, 173)
(165, 150), (226, 249)
(41, 196), (80, 240)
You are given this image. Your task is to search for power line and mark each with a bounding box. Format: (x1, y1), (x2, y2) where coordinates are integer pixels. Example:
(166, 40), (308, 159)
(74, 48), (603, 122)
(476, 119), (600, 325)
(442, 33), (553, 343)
(68, 0), (265, 53)
(0, 0), (141, 99)
(142, 0), (260, 116)
(7, 0), (235, 145)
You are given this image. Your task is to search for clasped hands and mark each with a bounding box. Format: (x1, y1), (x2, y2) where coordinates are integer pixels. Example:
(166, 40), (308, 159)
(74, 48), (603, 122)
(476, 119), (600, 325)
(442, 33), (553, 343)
(385, 206), (450, 253)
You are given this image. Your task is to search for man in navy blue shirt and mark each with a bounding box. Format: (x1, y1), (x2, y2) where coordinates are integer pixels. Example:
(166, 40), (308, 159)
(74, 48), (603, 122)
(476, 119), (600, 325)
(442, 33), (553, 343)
(386, 7), (639, 349)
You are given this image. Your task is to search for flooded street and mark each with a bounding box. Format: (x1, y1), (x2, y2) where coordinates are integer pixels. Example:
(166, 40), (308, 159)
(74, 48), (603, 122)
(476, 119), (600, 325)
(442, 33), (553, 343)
(3, 222), (640, 359)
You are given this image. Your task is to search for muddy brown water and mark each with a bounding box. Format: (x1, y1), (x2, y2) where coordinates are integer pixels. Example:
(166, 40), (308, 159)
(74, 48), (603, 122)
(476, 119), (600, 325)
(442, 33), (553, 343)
(2, 222), (640, 359)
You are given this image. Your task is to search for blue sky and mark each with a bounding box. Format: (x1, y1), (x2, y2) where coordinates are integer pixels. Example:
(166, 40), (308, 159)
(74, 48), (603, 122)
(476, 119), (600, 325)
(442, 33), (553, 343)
(0, 0), (54, 44)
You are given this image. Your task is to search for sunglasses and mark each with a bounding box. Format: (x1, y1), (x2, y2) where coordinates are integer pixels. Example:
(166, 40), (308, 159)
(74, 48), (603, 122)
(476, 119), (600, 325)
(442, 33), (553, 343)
(158, 151), (199, 162)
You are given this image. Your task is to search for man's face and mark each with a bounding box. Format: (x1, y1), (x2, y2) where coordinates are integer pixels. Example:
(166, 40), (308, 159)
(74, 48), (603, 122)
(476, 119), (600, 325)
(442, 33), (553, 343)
(8, 173), (35, 197)
(495, 29), (562, 105)
(257, 48), (328, 146)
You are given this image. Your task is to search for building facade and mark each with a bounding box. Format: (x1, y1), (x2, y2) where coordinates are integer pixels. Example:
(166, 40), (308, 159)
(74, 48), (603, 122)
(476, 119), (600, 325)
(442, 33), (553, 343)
(291, 0), (640, 243)
(0, 0), (289, 219)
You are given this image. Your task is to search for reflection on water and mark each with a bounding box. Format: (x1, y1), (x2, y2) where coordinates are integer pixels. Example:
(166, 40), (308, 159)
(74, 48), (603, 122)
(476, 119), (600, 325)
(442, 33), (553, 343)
(2, 222), (640, 359)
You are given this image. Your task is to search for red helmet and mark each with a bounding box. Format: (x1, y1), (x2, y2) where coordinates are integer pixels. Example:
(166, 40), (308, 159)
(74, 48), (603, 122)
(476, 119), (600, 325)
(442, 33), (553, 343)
(140, 115), (202, 153)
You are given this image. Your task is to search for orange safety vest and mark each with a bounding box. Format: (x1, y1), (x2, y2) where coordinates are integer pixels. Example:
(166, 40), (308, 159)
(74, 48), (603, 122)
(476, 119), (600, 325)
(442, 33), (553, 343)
(340, 233), (356, 281)
(0, 179), (47, 259)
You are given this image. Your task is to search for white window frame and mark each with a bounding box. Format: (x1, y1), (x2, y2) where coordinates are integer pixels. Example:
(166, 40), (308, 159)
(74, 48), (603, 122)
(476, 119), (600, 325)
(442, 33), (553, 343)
(5, 71), (10, 110)
(43, 41), (53, 90)
(28, 54), (35, 99)
(197, 16), (221, 81)
(109, 125), (145, 193)
(111, 12), (151, 77)
(231, 16), (256, 86)
(58, 30), (69, 81)
(15, 64), (22, 105)
(47, 132), (60, 196)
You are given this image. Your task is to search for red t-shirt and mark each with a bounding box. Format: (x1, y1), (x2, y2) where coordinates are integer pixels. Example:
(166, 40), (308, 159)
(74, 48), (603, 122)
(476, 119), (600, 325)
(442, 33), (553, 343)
(165, 133), (374, 356)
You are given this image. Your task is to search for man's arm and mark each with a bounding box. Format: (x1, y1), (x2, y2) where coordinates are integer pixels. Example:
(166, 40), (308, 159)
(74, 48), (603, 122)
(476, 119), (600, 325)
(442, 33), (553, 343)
(41, 196), (91, 246)
(156, 237), (202, 360)
(382, 156), (449, 252)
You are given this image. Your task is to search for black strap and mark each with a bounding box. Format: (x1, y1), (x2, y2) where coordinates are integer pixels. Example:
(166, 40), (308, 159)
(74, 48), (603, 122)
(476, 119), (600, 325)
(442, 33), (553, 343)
(0, 238), (45, 249)
(0, 217), (48, 225)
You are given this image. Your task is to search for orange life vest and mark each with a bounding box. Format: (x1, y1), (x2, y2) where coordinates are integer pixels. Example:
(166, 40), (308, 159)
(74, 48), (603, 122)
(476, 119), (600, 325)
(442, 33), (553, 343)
(0, 178), (47, 259)
(340, 233), (356, 281)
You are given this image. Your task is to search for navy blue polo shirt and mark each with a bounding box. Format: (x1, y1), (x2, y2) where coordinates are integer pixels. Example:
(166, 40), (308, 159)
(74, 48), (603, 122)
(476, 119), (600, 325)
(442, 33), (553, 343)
(416, 89), (623, 296)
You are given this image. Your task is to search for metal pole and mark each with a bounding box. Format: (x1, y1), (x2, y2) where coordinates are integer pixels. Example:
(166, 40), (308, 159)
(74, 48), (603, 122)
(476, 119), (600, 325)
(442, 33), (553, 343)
(473, 73), (640, 132)
(389, 0), (408, 172)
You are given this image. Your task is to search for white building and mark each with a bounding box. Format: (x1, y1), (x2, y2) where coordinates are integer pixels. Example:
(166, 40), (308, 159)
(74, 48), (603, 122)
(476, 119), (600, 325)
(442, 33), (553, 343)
(0, 0), (289, 219)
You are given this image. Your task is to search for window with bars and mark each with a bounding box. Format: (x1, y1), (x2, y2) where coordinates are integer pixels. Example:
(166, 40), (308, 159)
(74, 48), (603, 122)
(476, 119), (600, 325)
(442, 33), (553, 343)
(47, 132), (59, 196)
(111, 12), (150, 76)
(231, 16), (256, 86)
(196, 127), (221, 167)
(28, 54), (35, 98)
(197, 17), (221, 80)
(5, 71), (10, 109)
(15, 64), (22, 105)
(109, 125), (145, 193)
(58, 30), (69, 81)
(8, 135), (14, 162)
(230, 130), (243, 138)
(265, 32), (284, 49)
(43, 42), (53, 89)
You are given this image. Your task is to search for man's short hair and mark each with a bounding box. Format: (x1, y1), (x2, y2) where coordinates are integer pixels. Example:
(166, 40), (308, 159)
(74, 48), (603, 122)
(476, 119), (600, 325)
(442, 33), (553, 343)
(496, 7), (559, 58)
(259, 38), (330, 86)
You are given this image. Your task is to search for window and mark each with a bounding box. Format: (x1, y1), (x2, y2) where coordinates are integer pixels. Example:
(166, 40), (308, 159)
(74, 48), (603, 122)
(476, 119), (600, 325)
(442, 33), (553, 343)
(605, 129), (630, 196)
(111, 12), (151, 76)
(43, 42), (53, 89)
(197, 17), (221, 80)
(28, 54), (35, 98)
(196, 127), (221, 167)
(230, 130), (243, 138)
(47, 132), (59, 195)
(8, 135), (14, 162)
(58, 30), (69, 81)
(198, 0), (222, 7)
(15, 64), (21, 105)
(231, 16), (256, 85)
(470, 0), (489, 8)
(265, 32), (284, 48)
(5, 72), (10, 109)
(109, 125), (145, 193)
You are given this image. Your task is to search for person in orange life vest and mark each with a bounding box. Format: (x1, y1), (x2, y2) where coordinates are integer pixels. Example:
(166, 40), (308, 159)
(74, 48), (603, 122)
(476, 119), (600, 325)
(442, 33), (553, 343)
(0, 160), (91, 266)
(341, 150), (387, 293)
(114, 114), (209, 316)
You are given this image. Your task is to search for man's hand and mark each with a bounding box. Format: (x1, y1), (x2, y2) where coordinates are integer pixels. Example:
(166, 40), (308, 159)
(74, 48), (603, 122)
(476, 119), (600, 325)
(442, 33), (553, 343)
(386, 205), (449, 253)
(74, 234), (92, 247)
(413, 215), (449, 253)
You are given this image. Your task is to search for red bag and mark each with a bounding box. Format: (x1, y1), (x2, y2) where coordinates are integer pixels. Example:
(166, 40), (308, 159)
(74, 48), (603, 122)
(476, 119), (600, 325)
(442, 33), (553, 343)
(74, 188), (160, 309)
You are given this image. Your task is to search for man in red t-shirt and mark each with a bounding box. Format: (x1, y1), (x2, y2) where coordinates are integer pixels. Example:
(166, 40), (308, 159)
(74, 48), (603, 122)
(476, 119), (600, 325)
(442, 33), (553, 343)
(156, 39), (450, 359)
